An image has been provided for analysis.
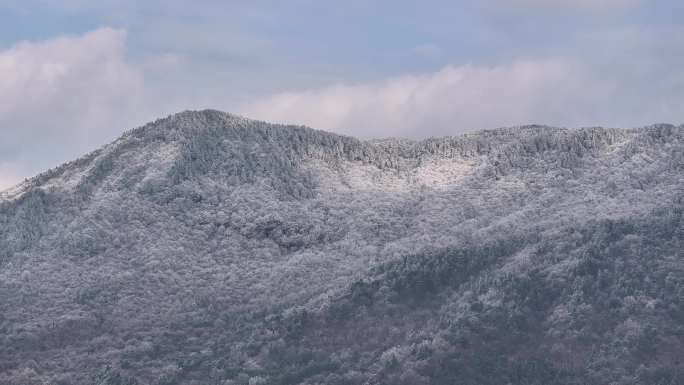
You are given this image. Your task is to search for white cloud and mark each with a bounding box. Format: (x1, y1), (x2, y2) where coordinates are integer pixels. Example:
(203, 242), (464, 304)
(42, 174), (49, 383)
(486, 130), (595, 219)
(240, 54), (683, 138)
(239, 59), (596, 138)
(0, 27), (144, 144)
(0, 27), (146, 190)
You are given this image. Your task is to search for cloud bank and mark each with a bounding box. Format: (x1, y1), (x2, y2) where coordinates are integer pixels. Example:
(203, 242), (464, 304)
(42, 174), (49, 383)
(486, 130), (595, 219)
(240, 54), (682, 138)
(0, 28), (145, 189)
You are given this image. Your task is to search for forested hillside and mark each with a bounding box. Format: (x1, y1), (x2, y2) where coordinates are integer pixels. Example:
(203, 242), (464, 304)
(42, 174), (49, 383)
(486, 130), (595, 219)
(0, 110), (682, 385)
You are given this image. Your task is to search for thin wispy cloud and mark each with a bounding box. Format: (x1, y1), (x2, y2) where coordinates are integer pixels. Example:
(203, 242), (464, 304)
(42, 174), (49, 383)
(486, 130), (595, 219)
(500, 0), (640, 9)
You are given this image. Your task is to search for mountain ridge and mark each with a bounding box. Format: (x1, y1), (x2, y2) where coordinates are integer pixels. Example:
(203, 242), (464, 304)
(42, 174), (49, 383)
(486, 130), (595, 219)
(0, 110), (682, 385)
(3, 109), (679, 200)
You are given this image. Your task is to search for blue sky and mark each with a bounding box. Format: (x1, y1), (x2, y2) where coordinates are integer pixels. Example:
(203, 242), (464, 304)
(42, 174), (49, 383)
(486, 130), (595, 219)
(1, 0), (683, 189)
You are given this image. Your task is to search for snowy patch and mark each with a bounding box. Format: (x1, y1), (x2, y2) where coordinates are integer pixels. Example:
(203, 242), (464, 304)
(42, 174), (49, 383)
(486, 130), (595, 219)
(305, 156), (476, 194)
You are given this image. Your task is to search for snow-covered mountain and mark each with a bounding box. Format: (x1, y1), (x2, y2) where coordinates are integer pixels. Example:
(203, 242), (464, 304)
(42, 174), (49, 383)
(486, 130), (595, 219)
(1, 110), (682, 385)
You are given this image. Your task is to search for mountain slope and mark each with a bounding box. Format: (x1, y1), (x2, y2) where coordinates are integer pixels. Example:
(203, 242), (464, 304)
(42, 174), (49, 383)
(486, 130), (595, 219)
(0, 110), (682, 385)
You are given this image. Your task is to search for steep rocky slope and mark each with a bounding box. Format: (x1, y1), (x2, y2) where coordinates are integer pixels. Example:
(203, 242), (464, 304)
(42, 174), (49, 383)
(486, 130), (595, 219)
(0, 110), (682, 385)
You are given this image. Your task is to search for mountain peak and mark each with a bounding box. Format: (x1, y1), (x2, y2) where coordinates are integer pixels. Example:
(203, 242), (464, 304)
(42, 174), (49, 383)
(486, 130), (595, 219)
(124, 109), (262, 140)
